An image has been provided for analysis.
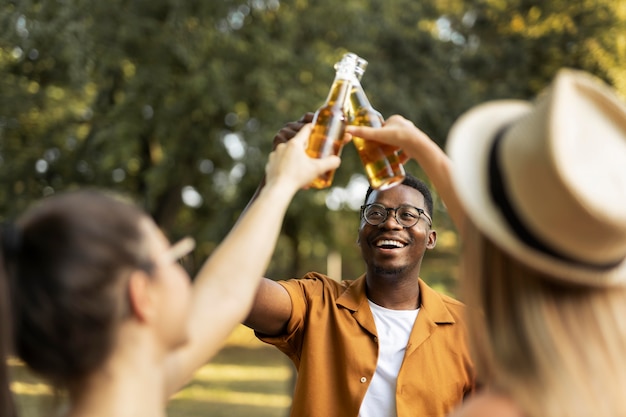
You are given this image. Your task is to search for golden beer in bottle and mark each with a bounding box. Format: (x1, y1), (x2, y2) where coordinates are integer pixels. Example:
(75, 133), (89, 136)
(306, 54), (358, 189)
(348, 57), (405, 190)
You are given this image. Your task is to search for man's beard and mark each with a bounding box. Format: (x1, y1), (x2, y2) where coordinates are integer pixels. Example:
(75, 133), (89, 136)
(373, 264), (408, 276)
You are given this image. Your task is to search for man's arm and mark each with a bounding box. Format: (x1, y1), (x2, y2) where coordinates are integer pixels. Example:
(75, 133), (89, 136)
(243, 278), (292, 336)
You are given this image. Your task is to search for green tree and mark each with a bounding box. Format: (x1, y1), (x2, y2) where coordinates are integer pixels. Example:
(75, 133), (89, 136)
(1, 0), (625, 292)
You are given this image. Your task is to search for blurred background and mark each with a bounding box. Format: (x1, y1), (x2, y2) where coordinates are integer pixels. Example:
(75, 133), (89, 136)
(2, 0), (625, 415)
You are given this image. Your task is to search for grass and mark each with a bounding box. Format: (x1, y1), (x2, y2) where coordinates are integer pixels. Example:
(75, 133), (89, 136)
(10, 325), (295, 417)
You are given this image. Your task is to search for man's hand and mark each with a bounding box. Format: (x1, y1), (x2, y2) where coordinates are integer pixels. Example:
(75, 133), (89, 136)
(272, 112), (315, 150)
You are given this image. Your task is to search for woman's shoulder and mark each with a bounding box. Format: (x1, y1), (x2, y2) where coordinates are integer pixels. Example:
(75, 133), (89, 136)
(449, 391), (525, 417)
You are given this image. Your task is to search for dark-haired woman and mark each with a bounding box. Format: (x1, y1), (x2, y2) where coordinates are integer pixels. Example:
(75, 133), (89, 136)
(0, 124), (341, 417)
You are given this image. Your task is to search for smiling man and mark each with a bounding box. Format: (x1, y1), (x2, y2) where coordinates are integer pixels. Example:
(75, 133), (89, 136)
(243, 173), (476, 417)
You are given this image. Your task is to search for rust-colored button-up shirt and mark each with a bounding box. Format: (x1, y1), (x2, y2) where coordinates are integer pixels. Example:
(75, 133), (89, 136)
(258, 273), (475, 417)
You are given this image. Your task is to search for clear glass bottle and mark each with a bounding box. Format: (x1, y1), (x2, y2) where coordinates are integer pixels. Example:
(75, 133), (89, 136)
(347, 57), (405, 190)
(305, 53), (358, 189)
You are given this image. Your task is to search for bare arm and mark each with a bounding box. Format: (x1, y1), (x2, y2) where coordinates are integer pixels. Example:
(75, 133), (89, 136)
(240, 112), (314, 336)
(346, 115), (466, 232)
(163, 124), (340, 398)
(243, 278), (292, 336)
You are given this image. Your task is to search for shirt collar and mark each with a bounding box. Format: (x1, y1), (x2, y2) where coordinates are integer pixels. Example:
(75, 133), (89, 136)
(336, 275), (457, 325)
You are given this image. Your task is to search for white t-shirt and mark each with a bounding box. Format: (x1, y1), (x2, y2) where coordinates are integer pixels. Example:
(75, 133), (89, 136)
(358, 300), (419, 417)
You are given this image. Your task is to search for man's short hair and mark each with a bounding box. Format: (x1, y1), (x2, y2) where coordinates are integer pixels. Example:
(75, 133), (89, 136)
(363, 173), (434, 220)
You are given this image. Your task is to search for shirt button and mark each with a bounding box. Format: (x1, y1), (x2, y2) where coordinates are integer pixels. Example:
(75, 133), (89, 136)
(360, 377), (367, 383)
(373, 336), (378, 343)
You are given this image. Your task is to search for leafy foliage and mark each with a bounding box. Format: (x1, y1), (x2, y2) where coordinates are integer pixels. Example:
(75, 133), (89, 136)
(1, 0), (624, 287)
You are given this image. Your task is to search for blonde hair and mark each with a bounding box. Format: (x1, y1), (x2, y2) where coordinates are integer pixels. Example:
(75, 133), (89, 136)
(461, 221), (626, 417)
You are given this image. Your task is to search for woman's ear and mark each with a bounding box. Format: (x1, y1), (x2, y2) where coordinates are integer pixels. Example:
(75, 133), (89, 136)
(128, 271), (156, 323)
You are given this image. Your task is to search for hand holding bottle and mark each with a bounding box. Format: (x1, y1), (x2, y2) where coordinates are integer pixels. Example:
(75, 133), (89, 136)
(295, 52), (411, 190)
(346, 115), (466, 230)
(346, 57), (405, 190)
(305, 54), (359, 189)
(272, 112), (315, 150)
(265, 124), (343, 194)
(345, 114), (433, 155)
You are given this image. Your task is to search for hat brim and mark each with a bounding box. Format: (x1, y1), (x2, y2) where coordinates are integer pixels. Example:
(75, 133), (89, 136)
(447, 100), (626, 286)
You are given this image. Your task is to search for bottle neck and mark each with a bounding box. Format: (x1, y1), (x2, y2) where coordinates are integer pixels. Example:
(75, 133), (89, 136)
(325, 76), (352, 108)
(350, 79), (372, 109)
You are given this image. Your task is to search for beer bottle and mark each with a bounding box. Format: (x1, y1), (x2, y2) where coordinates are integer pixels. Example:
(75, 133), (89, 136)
(305, 53), (358, 189)
(348, 57), (406, 190)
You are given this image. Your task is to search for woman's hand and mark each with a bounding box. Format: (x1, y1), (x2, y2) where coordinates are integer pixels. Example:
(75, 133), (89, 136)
(265, 123), (342, 193)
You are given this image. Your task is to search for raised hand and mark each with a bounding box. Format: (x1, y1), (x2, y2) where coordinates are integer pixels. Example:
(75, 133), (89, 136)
(272, 112), (315, 150)
(346, 114), (465, 231)
(266, 123), (341, 193)
(345, 115), (431, 152)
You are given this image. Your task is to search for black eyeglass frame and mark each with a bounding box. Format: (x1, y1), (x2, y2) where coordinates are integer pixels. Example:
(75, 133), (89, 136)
(360, 203), (432, 228)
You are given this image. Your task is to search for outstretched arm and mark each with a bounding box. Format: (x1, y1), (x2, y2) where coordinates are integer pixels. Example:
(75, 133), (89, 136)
(164, 124), (340, 398)
(238, 112), (315, 344)
(346, 115), (466, 232)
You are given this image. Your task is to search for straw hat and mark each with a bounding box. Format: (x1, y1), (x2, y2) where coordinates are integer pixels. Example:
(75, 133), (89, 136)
(447, 68), (626, 286)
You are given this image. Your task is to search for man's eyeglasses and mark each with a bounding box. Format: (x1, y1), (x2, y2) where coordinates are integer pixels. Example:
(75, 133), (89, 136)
(360, 203), (432, 228)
